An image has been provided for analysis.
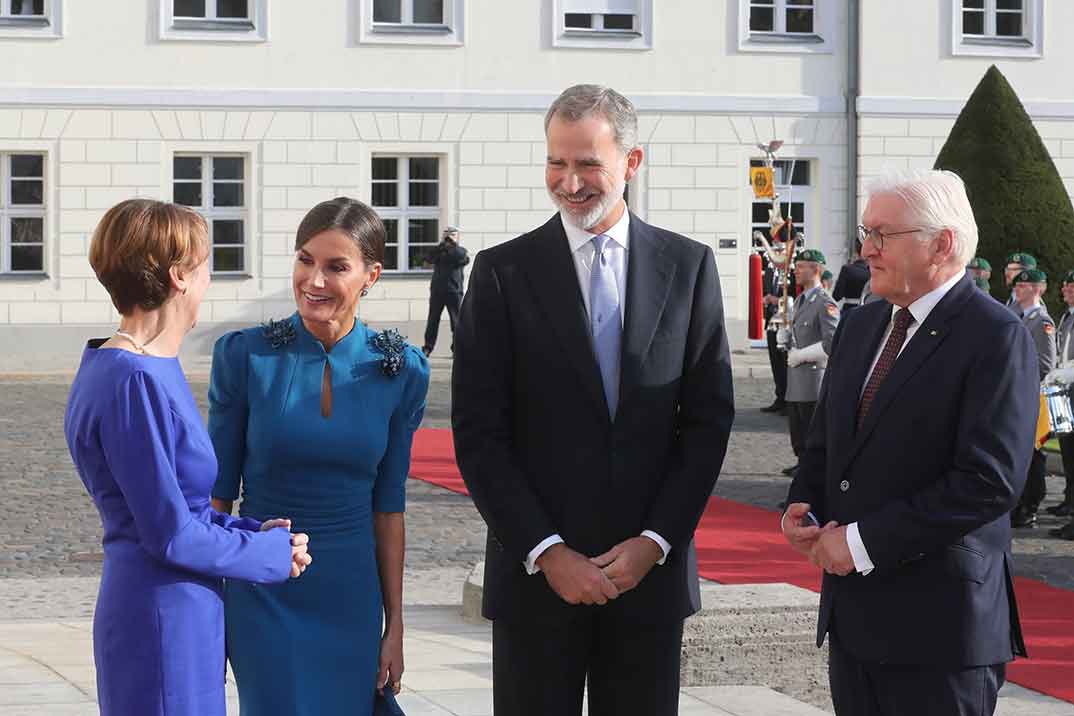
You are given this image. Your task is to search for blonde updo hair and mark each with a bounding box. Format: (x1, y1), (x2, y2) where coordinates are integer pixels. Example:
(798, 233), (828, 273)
(89, 199), (209, 315)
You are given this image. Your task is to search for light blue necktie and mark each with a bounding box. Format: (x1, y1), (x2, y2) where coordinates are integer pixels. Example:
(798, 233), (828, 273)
(589, 234), (622, 418)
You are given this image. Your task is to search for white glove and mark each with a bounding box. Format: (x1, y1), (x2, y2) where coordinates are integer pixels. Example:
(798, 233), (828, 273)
(1045, 366), (1074, 386)
(790, 342), (828, 368)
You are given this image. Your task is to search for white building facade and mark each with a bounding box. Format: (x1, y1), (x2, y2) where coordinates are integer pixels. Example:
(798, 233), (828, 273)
(1, 1), (1071, 363)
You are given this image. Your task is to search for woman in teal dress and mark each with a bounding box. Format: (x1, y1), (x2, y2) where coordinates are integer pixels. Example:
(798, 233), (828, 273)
(209, 198), (429, 715)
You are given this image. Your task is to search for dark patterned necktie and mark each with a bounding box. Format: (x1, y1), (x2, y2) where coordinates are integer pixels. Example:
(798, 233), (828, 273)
(857, 308), (914, 429)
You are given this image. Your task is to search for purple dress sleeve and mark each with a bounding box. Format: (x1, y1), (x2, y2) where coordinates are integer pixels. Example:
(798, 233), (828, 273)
(100, 370), (291, 583)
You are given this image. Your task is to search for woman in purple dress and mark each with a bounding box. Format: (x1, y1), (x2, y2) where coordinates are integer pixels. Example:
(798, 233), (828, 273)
(64, 200), (312, 716)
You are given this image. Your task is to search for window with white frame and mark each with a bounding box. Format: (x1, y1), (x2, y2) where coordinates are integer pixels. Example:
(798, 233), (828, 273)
(361, 0), (464, 45)
(749, 159), (811, 250)
(371, 156), (441, 273)
(0, 0), (62, 38)
(160, 0), (267, 42)
(553, 0), (652, 50)
(173, 155), (248, 274)
(739, 0), (831, 53)
(953, 0), (1042, 57)
(1, 153), (46, 274)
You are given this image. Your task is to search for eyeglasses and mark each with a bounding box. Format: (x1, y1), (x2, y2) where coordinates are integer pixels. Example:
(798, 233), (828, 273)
(856, 225), (925, 251)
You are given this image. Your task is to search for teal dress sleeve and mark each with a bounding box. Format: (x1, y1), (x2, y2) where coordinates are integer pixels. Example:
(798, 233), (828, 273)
(209, 331), (249, 502)
(373, 346), (430, 513)
(100, 370), (292, 583)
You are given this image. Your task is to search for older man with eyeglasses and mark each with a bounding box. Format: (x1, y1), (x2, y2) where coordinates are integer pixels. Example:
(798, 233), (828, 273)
(781, 170), (1035, 715)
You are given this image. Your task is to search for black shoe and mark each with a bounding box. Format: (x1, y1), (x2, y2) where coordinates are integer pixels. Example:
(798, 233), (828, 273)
(1049, 522), (1074, 539)
(1045, 502), (1074, 517)
(781, 465), (799, 477)
(1011, 507), (1038, 529)
(761, 400), (787, 414)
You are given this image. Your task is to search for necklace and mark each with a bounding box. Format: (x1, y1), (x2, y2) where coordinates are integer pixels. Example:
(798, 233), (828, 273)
(114, 330), (147, 354)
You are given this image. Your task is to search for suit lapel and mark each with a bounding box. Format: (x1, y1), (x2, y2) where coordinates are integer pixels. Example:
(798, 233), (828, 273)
(619, 214), (675, 414)
(520, 214), (610, 422)
(849, 276), (975, 457)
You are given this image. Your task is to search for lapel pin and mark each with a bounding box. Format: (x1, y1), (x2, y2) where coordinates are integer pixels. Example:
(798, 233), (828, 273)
(929, 330), (938, 336)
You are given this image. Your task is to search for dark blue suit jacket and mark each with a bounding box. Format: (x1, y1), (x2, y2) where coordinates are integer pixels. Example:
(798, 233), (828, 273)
(787, 274), (1035, 666)
(452, 212), (735, 624)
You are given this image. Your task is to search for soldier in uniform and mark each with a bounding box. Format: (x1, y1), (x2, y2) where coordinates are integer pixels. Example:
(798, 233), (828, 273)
(832, 249), (869, 316)
(1010, 268), (1056, 528)
(1046, 270), (1074, 533)
(784, 248), (839, 477)
(821, 269), (833, 293)
(968, 256), (992, 294)
(1004, 252), (1038, 315)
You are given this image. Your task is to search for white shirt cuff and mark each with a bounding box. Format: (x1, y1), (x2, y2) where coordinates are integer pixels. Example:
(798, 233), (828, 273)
(524, 534), (564, 575)
(641, 530), (671, 565)
(846, 522), (875, 576)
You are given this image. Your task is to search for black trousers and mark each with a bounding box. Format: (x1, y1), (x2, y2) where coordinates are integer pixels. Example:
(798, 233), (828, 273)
(423, 290), (462, 353)
(493, 611), (684, 716)
(787, 401), (816, 458)
(1058, 433), (1074, 505)
(766, 327), (788, 403)
(1017, 447), (1047, 513)
(829, 631), (1005, 716)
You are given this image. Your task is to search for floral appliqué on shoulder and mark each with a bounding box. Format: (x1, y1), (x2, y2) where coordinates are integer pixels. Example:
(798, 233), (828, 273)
(261, 317), (296, 349)
(367, 329), (407, 378)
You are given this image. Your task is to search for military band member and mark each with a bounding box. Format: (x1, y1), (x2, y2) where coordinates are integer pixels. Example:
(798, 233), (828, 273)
(1010, 268), (1055, 528)
(784, 248), (839, 477)
(1046, 270), (1074, 534)
(761, 243), (795, 414)
(1004, 252), (1038, 316)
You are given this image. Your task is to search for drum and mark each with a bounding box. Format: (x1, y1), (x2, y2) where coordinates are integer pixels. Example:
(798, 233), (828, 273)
(1042, 383), (1074, 435)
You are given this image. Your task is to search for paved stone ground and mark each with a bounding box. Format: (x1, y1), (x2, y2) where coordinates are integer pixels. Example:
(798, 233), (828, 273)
(1, 352), (1072, 713)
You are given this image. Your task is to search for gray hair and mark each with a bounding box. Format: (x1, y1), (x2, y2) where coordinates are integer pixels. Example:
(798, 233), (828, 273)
(544, 84), (639, 155)
(866, 169), (979, 266)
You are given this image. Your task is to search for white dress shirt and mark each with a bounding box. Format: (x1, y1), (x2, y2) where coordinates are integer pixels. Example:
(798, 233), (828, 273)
(523, 209), (671, 575)
(846, 270), (965, 575)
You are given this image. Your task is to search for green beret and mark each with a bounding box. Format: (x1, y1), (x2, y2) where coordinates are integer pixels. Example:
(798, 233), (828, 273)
(1005, 252), (1038, 268)
(1011, 268), (1047, 285)
(797, 248), (826, 264)
(967, 256), (992, 272)
(1064, 270), (1074, 285)
(821, 270), (833, 281)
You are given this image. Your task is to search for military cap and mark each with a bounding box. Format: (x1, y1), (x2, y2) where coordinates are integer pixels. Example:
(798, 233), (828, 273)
(967, 256), (992, 272)
(1064, 270), (1074, 285)
(1011, 268), (1047, 285)
(1005, 252), (1038, 268)
(821, 270), (833, 281)
(797, 248), (826, 264)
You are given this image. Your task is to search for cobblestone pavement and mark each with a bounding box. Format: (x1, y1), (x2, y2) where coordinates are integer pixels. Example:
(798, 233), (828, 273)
(1, 357), (1072, 596)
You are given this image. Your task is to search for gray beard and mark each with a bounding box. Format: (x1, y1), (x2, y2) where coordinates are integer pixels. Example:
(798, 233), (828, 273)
(550, 185), (624, 232)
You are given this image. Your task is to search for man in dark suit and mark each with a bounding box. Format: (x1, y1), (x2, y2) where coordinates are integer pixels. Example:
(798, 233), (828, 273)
(782, 171), (1035, 715)
(421, 226), (469, 356)
(452, 85), (734, 716)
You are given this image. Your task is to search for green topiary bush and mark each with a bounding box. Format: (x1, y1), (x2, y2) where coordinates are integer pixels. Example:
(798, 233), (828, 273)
(934, 65), (1074, 315)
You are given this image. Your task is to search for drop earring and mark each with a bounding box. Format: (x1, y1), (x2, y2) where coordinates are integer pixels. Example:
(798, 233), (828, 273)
(361, 287), (369, 297)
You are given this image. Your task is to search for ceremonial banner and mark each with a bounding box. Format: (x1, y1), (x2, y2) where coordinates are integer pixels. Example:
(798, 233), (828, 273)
(751, 166), (775, 199)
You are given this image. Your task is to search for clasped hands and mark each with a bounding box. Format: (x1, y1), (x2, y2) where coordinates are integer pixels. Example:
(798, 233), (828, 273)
(260, 518), (313, 578)
(536, 536), (663, 606)
(782, 503), (855, 577)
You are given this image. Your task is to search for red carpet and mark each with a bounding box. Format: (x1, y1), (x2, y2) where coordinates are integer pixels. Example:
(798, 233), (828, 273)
(410, 428), (1074, 703)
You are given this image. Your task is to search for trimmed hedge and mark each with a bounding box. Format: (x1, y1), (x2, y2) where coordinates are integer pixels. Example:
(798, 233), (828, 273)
(934, 65), (1074, 314)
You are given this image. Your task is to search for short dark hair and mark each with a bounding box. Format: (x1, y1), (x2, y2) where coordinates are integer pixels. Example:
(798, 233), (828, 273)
(89, 199), (208, 315)
(295, 197), (385, 267)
